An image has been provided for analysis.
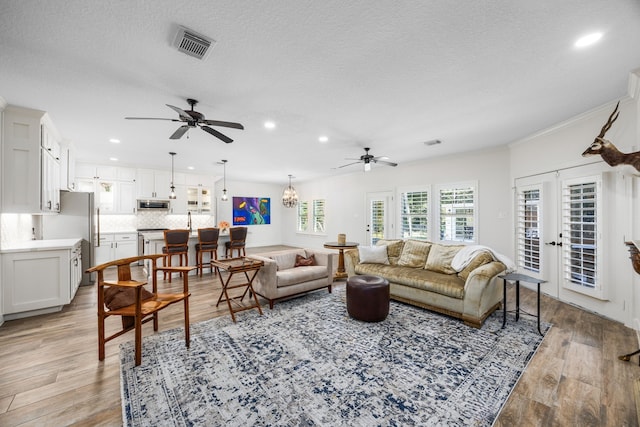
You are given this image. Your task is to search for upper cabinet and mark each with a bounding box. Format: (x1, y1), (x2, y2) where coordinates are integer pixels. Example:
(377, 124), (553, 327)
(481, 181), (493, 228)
(136, 169), (172, 199)
(76, 163), (136, 214)
(1, 105), (61, 213)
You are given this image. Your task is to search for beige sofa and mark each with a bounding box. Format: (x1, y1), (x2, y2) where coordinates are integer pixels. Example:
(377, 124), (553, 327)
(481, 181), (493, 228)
(247, 248), (335, 309)
(344, 239), (507, 328)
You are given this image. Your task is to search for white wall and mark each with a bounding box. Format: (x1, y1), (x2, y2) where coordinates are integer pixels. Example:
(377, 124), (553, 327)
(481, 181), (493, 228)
(282, 145), (513, 254)
(214, 179), (284, 249)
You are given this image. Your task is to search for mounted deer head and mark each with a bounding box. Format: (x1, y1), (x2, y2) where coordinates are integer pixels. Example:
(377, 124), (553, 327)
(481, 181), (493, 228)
(582, 101), (640, 172)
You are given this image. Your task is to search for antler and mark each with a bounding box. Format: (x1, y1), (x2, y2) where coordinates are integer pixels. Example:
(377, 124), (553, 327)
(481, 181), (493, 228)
(596, 101), (620, 139)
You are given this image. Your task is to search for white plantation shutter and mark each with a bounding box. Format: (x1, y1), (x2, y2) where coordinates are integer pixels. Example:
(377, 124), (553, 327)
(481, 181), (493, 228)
(370, 199), (386, 244)
(313, 199), (325, 233)
(439, 185), (476, 242)
(561, 175), (603, 299)
(516, 186), (541, 273)
(297, 201), (308, 232)
(400, 191), (429, 240)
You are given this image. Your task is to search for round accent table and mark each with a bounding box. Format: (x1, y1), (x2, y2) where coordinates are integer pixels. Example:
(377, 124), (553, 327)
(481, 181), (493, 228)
(323, 241), (359, 280)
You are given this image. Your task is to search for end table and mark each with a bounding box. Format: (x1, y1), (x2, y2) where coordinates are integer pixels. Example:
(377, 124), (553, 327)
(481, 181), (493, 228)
(323, 241), (359, 280)
(500, 272), (547, 336)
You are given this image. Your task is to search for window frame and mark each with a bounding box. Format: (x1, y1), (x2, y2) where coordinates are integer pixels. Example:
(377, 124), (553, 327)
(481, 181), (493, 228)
(434, 181), (478, 244)
(295, 198), (326, 236)
(397, 186), (430, 241)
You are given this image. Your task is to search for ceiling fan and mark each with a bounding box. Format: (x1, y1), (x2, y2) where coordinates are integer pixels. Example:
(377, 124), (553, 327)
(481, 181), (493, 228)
(338, 147), (398, 171)
(125, 98), (244, 143)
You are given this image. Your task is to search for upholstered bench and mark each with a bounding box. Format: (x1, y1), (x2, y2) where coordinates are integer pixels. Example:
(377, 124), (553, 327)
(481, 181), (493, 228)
(346, 275), (390, 322)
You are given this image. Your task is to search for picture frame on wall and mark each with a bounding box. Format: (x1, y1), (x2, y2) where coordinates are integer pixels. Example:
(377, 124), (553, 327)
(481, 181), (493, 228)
(232, 197), (271, 225)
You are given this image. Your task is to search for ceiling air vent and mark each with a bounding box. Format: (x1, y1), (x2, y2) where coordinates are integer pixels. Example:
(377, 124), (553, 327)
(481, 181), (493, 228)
(173, 26), (215, 60)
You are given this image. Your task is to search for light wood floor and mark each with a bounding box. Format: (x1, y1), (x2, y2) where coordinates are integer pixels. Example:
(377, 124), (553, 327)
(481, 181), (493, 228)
(0, 248), (638, 426)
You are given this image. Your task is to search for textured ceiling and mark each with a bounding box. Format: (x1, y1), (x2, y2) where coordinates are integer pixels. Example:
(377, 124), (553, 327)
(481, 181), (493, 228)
(1, 1), (639, 184)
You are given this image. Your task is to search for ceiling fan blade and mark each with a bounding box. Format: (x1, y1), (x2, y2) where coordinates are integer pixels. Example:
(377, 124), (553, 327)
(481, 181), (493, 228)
(373, 159), (398, 167)
(202, 119), (245, 130)
(201, 125), (233, 143)
(166, 104), (192, 121)
(373, 155), (390, 161)
(125, 117), (180, 121)
(336, 161), (361, 169)
(170, 125), (190, 140)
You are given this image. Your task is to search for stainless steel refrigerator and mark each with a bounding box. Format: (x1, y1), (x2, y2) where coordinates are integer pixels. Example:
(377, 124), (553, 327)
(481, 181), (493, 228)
(42, 191), (96, 285)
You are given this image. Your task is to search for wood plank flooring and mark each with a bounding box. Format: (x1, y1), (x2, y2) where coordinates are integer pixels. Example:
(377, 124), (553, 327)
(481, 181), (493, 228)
(0, 249), (638, 426)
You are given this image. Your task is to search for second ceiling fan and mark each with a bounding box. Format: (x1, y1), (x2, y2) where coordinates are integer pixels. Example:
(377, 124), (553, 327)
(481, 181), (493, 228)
(338, 147), (398, 171)
(126, 98), (244, 143)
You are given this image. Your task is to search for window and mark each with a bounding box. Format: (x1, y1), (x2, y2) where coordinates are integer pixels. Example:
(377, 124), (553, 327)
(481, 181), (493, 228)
(297, 199), (326, 234)
(561, 176), (603, 298)
(297, 201), (308, 232)
(399, 190), (429, 240)
(313, 199), (325, 233)
(437, 183), (476, 242)
(370, 199), (386, 245)
(516, 186), (541, 273)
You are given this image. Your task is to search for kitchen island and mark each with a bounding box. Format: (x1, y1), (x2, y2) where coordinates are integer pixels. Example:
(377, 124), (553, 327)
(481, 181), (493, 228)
(141, 230), (231, 276)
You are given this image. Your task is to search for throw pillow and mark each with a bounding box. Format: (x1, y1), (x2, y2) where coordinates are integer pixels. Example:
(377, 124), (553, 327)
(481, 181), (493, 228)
(295, 254), (316, 267)
(425, 244), (464, 274)
(457, 251), (494, 281)
(104, 285), (153, 311)
(375, 239), (405, 258)
(397, 240), (432, 268)
(270, 251), (304, 270)
(358, 245), (390, 264)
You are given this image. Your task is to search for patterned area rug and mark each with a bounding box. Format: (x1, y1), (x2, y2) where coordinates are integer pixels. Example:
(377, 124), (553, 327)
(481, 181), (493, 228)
(120, 289), (549, 426)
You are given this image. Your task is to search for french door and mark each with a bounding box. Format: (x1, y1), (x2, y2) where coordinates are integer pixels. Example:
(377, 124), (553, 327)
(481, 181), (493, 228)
(515, 163), (608, 305)
(366, 192), (394, 245)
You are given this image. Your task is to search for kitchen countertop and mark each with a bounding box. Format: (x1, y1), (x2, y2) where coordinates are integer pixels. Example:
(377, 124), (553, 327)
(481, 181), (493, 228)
(141, 231), (230, 241)
(0, 238), (82, 253)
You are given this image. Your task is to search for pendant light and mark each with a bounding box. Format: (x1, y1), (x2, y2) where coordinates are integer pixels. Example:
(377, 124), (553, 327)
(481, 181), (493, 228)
(220, 159), (228, 201)
(169, 152), (177, 200)
(282, 174), (298, 208)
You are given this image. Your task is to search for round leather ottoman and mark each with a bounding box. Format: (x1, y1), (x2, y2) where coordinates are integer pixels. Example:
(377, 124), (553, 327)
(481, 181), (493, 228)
(346, 275), (390, 322)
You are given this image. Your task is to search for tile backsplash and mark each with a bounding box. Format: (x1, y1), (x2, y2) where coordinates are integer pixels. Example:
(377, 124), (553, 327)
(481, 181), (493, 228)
(0, 214), (34, 247)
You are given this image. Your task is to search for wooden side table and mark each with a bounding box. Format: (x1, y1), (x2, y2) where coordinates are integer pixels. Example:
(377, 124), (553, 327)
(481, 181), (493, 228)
(500, 272), (547, 336)
(212, 257), (264, 322)
(323, 242), (359, 280)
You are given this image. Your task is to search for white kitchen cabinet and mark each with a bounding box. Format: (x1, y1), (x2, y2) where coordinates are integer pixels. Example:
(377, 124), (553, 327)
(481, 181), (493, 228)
(186, 185), (212, 214)
(1, 105), (62, 213)
(60, 141), (77, 191)
(1, 239), (81, 319)
(136, 169), (172, 199)
(76, 164), (136, 214)
(95, 232), (137, 265)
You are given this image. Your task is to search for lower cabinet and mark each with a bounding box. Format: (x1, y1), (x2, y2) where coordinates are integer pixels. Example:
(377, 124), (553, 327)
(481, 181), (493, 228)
(2, 241), (81, 319)
(94, 232), (137, 266)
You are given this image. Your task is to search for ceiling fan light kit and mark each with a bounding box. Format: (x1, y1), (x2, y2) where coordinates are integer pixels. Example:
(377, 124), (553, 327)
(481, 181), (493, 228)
(126, 98), (244, 143)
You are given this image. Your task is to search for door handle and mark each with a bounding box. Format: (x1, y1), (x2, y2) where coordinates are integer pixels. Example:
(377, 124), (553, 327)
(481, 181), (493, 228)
(545, 241), (563, 246)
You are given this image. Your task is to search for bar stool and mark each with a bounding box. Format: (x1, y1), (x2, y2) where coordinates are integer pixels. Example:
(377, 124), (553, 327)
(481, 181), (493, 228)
(162, 229), (190, 282)
(225, 226), (248, 258)
(195, 227), (219, 277)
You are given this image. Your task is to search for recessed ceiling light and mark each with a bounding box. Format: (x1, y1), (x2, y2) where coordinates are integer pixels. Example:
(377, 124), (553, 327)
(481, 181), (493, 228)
(318, 136), (329, 143)
(109, 157), (118, 162)
(264, 121), (276, 130)
(424, 139), (442, 146)
(109, 138), (120, 144)
(187, 166), (195, 170)
(574, 32), (603, 48)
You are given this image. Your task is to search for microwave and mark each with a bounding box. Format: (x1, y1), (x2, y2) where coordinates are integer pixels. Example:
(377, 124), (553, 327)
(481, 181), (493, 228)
(137, 199), (170, 211)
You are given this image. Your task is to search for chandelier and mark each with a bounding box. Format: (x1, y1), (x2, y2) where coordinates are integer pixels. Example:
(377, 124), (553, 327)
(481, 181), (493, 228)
(282, 174), (298, 208)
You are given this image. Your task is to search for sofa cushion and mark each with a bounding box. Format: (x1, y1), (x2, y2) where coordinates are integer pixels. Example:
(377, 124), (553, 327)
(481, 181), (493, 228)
(398, 240), (432, 268)
(358, 245), (389, 264)
(375, 239), (404, 265)
(425, 244), (463, 274)
(277, 265), (328, 288)
(457, 251), (494, 281)
(270, 250), (306, 270)
(295, 254), (316, 267)
(354, 264), (465, 299)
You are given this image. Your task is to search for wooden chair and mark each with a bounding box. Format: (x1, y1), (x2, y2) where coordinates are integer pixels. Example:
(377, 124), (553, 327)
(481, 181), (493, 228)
(162, 229), (190, 282)
(225, 226), (248, 258)
(87, 254), (195, 366)
(195, 227), (220, 276)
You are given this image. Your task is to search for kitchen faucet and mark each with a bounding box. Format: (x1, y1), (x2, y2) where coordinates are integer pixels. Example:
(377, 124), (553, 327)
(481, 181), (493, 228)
(187, 211), (192, 233)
